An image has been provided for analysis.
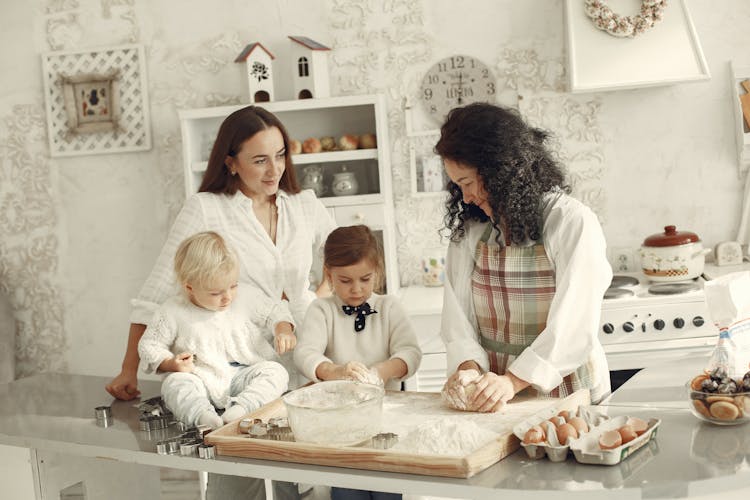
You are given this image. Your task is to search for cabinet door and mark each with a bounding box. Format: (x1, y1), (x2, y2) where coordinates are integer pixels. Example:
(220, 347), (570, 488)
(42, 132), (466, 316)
(404, 352), (447, 392)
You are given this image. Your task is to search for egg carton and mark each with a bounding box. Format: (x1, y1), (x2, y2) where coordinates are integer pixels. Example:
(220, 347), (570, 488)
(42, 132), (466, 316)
(569, 415), (661, 465)
(513, 405), (610, 462)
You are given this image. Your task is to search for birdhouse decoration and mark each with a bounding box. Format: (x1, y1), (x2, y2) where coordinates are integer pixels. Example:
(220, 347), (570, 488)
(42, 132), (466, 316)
(288, 35), (331, 99)
(234, 42), (275, 103)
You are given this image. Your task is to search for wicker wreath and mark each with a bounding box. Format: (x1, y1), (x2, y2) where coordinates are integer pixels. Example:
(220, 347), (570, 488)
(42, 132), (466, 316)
(584, 0), (668, 38)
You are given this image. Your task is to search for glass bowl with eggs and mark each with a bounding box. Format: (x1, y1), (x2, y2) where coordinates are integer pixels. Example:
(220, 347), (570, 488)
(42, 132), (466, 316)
(688, 367), (750, 425)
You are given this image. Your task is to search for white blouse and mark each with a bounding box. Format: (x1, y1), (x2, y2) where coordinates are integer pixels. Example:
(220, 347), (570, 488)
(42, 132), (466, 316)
(130, 189), (335, 327)
(441, 192), (612, 401)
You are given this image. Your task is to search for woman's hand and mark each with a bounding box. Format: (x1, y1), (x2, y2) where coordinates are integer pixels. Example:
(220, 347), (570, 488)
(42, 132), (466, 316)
(469, 371), (530, 413)
(441, 368), (481, 410)
(468, 372), (515, 412)
(274, 322), (297, 354)
(105, 369), (141, 400)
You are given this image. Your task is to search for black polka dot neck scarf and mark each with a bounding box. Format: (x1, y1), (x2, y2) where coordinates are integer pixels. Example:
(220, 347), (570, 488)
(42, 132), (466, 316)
(341, 302), (378, 332)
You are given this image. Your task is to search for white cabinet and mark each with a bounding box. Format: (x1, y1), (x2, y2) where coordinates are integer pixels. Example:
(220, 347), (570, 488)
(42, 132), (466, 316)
(399, 285), (447, 392)
(178, 94), (399, 294)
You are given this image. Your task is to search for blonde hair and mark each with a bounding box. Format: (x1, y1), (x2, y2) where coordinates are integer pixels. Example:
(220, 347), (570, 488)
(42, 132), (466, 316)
(174, 231), (238, 288)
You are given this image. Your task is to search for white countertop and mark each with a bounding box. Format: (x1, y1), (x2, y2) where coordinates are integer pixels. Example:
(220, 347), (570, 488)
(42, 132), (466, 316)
(1, 358), (749, 499)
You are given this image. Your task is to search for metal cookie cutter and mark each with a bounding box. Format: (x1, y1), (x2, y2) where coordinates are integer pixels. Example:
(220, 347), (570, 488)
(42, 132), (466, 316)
(267, 426), (294, 441)
(179, 438), (202, 456)
(94, 406), (112, 428)
(198, 444), (216, 459)
(156, 438), (180, 455)
(238, 418), (262, 433)
(267, 417), (289, 428)
(371, 432), (398, 449)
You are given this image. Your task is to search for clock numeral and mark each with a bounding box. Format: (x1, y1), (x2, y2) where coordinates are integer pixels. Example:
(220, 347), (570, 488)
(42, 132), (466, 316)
(446, 87), (474, 99)
(430, 104), (437, 114)
(423, 88), (433, 100)
(427, 75), (439, 84)
(438, 56), (467, 72)
(482, 69), (489, 78)
(486, 82), (495, 95)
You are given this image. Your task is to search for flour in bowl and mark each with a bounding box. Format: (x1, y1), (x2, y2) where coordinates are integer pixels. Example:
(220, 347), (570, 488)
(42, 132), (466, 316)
(392, 417), (500, 456)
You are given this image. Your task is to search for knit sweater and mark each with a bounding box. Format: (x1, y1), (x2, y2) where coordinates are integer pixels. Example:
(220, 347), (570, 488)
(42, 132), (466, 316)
(294, 294), (422, 391)
(138, 290), (293, 408)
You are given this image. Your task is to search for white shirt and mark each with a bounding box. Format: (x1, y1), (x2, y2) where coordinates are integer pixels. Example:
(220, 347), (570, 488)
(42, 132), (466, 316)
(294, 294), (423, 391)
(137, 291), (291, 407)
(441, 192), (612, 401)
(130, 189), (335, 327)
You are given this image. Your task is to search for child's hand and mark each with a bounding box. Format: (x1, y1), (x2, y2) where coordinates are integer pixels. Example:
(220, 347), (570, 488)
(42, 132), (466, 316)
(316, 361), (369, 382)
(274, 322), (297, 354)
(171, 352), (195, 372)
(343, 361), (371, 381)
(357, 366), (384, 386)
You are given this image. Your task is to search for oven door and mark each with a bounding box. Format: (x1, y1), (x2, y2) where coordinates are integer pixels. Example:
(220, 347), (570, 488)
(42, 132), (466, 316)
(604, 337), (716, 371)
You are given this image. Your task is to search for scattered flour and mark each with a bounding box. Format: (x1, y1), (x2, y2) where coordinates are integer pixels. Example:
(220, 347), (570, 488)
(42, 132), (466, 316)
(392, 417), (500, 456)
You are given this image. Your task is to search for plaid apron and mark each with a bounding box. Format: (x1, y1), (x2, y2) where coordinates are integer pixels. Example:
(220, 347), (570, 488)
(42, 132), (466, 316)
(471, 225), (595, 398)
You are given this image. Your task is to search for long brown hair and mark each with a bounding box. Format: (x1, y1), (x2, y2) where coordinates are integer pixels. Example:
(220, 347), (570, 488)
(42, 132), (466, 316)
(324, 225), (384, 290)
(198, 106), (301, 195)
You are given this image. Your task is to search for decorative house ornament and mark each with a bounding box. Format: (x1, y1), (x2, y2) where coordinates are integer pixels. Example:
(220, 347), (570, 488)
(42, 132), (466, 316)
(41, 44), (151, 157)
(584, 0), (667, 38)
(235, 42), (275, 103)
(288, 35), (331, 99)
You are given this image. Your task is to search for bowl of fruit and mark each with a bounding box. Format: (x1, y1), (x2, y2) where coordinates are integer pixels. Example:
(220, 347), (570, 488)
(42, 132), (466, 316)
(688, 367), (750, 425)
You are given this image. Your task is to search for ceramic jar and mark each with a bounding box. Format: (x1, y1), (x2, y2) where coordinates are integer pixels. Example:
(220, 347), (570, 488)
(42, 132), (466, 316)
(331, 167), (359, 196)
(639, 225), (711, 282)
(421, 248), (446, 287)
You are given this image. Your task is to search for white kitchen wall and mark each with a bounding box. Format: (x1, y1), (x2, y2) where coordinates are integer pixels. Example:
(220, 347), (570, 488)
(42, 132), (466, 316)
(0, 0), (748, 379)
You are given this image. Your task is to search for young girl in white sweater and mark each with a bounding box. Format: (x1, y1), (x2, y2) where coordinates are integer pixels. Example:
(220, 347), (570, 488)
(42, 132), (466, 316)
(295, 225), (421, 500)
(294, 225), (421, 390)
(138, 231), (295, 429)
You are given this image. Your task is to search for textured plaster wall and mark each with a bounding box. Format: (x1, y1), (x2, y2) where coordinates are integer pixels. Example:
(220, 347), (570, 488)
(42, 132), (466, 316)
(0, 0), (748, 378)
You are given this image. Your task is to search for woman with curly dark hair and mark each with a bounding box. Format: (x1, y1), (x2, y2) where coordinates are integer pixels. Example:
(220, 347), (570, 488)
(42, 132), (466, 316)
(436, 103), (612, 413)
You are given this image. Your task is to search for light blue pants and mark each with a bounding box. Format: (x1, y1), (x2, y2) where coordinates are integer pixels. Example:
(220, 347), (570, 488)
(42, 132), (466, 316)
(161, 361), (289, 426)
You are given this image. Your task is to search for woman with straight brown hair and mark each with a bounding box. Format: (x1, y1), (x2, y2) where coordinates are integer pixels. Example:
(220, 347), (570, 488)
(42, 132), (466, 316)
(107, 105), (335, 500)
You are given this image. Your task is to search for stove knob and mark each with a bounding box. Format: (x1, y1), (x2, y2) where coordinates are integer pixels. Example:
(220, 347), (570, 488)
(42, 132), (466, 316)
(692, 316), (705, 327)
(673, 317), (685, 329)
(603, 323), (615, 334)
(623, 321), (635, 333)
(654, 319), (665, 331)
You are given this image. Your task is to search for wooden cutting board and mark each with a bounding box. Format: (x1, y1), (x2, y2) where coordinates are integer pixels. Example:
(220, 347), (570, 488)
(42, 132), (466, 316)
(206, 388), (591, 478)
(740, 80), (750, 130)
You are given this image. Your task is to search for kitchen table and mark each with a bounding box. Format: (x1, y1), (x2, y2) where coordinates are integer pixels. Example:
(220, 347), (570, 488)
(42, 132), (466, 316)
(1, 357), (749, 500)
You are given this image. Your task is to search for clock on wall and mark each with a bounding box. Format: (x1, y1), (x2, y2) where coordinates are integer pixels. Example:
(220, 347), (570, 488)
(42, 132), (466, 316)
(419, 54), (496, 124)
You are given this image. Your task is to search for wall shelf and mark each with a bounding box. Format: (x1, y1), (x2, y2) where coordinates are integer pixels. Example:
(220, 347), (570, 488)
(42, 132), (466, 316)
(564, 0), (710, 93)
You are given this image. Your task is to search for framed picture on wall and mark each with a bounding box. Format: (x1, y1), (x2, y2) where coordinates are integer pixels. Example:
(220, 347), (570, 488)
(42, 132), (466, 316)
(41, 44), (151, 157)
(410, 150), (448, 196)
(408, 130), (449, 197)
(60, 71), (121, 136)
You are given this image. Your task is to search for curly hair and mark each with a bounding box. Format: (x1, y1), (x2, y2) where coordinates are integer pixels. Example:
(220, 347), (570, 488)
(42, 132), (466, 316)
(434, 103), (570, 244)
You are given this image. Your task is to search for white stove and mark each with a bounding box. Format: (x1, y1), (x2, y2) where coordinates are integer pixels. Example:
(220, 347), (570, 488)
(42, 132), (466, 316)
(599, 272), (718, 371)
